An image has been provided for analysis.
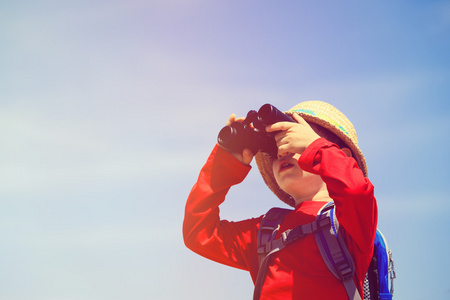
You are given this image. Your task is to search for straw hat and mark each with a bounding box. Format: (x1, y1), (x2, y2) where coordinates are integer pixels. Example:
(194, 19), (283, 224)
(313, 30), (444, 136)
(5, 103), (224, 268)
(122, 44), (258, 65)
(255, 101), (367, 207)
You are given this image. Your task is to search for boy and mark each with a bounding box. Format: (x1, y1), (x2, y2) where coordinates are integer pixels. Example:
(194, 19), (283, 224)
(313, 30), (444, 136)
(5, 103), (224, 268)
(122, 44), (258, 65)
(183, 101), (377, 299)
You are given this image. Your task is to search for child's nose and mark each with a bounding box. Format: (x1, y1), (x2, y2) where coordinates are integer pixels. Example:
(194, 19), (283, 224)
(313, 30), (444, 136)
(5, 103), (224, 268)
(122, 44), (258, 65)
(278, 152), (294, 160)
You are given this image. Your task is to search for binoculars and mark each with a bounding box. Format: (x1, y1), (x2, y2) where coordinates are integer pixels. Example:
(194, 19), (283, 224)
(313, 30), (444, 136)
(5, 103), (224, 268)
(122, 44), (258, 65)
(217, 104), (294, 158)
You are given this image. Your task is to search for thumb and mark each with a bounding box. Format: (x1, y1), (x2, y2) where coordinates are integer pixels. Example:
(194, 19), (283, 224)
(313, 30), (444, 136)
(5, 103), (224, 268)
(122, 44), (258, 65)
(225, 114), (236, 126)
(242, 148), (254, 165)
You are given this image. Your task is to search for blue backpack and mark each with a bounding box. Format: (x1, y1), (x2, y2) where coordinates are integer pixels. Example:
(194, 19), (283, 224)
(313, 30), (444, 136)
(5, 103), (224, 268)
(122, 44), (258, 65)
(254, 202), (396, 300)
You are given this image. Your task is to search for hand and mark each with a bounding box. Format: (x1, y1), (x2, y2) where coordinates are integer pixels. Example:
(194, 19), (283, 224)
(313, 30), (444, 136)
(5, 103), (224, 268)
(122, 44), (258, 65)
(266, 113), (320, 157)
(221, 114), (254, 165)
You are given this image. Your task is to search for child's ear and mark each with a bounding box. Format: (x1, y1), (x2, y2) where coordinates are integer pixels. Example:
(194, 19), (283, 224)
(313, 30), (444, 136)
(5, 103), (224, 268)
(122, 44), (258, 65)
(341, 147), (353, 157)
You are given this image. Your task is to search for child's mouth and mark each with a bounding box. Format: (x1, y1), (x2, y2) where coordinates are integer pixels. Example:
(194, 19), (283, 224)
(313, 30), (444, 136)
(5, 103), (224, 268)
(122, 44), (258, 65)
(279, 162), (294, 172)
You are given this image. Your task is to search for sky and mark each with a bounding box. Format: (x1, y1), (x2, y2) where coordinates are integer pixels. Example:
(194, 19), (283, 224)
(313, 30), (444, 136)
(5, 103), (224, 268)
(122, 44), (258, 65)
(1, 0), (449, 299)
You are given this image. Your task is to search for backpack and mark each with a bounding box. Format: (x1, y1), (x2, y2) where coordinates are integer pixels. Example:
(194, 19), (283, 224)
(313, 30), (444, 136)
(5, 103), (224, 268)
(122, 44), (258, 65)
(254, 202), (396, 300)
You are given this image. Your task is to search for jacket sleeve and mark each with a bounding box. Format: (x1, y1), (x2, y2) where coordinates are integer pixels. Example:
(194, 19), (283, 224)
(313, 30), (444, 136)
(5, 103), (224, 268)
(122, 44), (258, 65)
(298, 138), (378, 257)
(183, 144), (261, 272)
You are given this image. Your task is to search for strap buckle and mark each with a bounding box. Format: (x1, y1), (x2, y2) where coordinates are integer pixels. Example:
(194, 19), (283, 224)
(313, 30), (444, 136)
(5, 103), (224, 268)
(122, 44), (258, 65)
(388, 249), (396, 294)
(281, 217), (332, 245)
(281, 228), (299, 244)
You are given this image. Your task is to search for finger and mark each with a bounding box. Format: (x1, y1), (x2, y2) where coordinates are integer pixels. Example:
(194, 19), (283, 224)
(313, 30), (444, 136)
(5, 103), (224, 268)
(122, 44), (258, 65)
(273, 131), (288, 146)
(277, 146), (289, 158)
(225, 114), (236, 126)
(243, 148), (254, 158)
(266, 121), (295, 133)
(242, 148), (254, 165)
(277, 151), (295, 160)
(277, 142), (297, 157)
(292, 112), (308, 125)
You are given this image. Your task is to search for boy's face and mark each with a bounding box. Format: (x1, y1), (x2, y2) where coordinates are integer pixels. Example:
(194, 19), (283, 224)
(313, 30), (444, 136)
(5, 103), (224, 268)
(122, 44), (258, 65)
(272, 154), (326, 203)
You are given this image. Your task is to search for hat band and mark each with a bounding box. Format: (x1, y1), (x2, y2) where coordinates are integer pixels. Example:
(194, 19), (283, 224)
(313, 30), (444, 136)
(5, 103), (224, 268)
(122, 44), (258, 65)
(292, 109), (350, 136)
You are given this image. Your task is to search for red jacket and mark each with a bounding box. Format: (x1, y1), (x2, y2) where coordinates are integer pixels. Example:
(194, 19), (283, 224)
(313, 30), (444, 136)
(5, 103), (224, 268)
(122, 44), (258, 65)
(183, 138), (378, 299)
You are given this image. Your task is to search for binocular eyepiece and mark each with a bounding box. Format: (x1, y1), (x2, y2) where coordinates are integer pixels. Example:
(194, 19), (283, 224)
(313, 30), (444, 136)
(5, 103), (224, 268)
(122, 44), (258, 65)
(217, 104), (294, 158)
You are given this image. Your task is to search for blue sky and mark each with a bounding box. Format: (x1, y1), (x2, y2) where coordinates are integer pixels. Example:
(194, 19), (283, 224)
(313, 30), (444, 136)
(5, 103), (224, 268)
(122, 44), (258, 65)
(1, 1), (449, 299)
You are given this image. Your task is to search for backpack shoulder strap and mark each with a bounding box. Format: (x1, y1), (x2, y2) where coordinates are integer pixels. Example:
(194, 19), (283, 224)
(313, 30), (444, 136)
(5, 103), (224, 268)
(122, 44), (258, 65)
(256, 207), (291, 265)
(253, 207), (290, 300)
(254, 206), (332, 300)
(315, 202), (362, 300)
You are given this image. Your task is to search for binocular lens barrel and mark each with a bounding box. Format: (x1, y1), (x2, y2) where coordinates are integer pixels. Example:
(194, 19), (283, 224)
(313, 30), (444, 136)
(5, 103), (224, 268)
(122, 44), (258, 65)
(217, 104), (294, 157)
(258, 104), (294, 124)
(217, 126), (234, 146)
